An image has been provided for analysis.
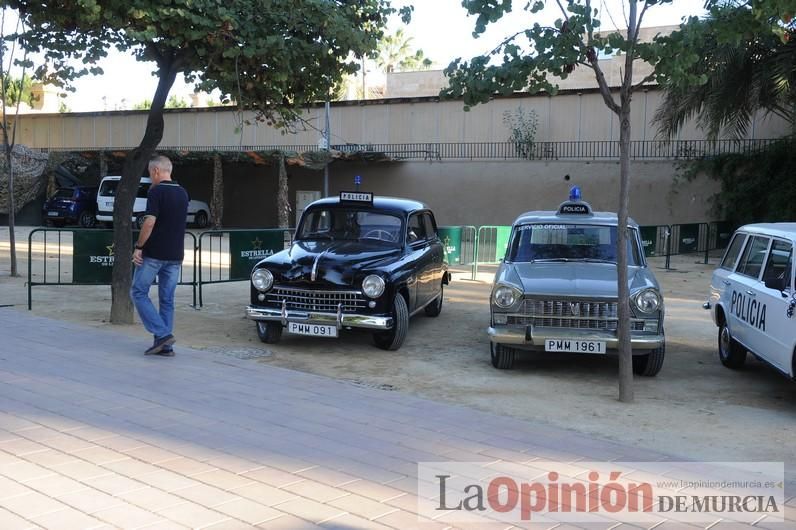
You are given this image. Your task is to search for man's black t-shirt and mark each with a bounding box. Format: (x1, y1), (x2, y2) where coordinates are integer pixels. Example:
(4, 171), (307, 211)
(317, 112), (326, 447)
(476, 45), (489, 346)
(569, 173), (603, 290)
(143, 181), (189, 261)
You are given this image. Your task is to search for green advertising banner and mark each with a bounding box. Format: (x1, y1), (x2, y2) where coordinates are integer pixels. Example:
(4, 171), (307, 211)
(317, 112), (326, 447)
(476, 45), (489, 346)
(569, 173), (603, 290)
(640, 226), (659, 257)
(229, 231), (285, 280)
(73, 231), (116, 284)
(679, 223), (700, 254)
(438, 227), (462, 265)
(495, 226), (512, 261)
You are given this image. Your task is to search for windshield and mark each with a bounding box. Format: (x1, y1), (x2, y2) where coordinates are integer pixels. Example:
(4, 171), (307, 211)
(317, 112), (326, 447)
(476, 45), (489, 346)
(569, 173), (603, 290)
(54, 189), (74, 199)
(507, 224), (642, 265)
(297, 208), (403, 245)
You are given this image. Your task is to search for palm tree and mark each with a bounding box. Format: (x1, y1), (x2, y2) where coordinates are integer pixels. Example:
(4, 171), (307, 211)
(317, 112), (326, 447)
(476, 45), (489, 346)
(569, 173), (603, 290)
(655, 4), (796, 139)
(376, 29), (433, 73)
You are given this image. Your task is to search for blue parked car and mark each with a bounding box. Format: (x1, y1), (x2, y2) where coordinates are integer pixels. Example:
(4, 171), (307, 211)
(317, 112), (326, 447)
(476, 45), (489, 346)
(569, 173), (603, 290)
(42, 186), (98, 228)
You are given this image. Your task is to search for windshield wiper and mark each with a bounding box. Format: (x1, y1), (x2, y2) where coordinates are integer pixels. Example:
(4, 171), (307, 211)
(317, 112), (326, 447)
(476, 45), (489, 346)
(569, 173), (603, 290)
(574, 258), (616, 264)
(532, 258), (571, 263)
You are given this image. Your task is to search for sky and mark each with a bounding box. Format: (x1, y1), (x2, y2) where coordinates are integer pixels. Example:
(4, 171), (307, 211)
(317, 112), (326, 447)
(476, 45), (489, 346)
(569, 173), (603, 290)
(36, 0), (707, 112)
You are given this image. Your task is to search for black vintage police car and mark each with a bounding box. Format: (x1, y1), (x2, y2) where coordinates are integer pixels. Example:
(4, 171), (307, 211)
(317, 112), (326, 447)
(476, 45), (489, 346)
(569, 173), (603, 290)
(245, 192), (449, 350)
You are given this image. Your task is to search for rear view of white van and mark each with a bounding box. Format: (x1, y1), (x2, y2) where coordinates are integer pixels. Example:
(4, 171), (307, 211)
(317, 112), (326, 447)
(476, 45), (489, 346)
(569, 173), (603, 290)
(95, 175), (210, 228)
(95, 176), (151, 228)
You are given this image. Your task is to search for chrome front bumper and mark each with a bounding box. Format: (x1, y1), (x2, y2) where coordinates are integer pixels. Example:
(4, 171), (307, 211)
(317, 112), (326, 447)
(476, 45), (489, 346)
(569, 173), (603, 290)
(246, 304), (393, 331)
(488, 326), (664, 352)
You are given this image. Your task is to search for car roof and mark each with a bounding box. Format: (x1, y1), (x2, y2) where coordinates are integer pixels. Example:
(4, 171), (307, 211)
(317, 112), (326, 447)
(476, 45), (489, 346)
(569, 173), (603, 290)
(101, 176), (151, 182)
(737, 223), (796, 242)
(512, 203), (640, 228)
(308, 195), (428, 213)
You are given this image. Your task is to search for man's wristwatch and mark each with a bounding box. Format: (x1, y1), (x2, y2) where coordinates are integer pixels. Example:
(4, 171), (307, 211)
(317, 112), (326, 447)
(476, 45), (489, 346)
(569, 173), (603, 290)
(134, 244), (144, 250)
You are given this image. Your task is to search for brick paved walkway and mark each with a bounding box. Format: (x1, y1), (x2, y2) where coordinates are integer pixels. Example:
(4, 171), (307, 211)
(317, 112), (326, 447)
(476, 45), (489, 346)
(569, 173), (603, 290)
(0, 309), (792, 529)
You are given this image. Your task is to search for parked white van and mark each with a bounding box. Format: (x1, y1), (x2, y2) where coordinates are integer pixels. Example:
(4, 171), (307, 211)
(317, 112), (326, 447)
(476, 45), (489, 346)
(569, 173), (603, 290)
(704, 223), (796, 379)
(96, 176), (210, 228)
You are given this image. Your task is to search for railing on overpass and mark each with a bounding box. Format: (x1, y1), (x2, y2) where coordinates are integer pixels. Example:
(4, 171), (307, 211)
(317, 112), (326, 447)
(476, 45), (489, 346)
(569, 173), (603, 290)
(37, 139), (777, 161)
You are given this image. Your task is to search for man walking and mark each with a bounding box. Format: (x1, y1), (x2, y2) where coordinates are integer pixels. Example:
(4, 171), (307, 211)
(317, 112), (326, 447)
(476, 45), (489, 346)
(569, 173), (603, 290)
(131, 155), (189, 356)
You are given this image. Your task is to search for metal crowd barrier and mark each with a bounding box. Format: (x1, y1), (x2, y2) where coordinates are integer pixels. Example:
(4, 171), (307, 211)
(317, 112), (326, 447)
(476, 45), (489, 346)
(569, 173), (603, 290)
(27, 228), (197, 310)
(197, 228), (294, 307)
(471, 225), (512, 280)
(438, 225), (477, 266)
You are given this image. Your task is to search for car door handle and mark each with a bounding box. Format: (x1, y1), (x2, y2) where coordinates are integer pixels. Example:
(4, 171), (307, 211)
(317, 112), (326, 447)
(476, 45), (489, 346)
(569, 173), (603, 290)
(745, 290), (756, 297)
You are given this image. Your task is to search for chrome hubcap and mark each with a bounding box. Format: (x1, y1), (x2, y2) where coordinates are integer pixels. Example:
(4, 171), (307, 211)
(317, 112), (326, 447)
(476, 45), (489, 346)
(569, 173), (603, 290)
(720, 326), (730, 358)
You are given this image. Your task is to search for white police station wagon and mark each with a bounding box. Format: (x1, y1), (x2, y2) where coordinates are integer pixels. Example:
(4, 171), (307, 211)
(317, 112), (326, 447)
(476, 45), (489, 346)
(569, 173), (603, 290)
(488, 188), (666, 375)
(704, 223), (796, 378)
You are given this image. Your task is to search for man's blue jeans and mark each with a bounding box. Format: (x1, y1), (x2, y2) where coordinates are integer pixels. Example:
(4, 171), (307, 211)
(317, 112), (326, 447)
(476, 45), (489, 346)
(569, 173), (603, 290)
(130, 257), (182, 341)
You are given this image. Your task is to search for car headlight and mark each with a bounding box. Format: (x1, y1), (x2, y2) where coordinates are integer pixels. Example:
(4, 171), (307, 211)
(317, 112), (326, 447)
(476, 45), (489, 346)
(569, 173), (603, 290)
(493, 285), (521, 309)
(251, 268), (273, 292)
(634, 289), (662, 314)
(362, 274), (385, 299)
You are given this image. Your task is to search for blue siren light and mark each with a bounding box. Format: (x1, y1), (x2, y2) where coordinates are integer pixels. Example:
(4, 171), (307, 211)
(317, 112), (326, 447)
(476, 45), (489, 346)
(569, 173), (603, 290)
(354, 175), (362, 186)
(569, 185), (582, 202)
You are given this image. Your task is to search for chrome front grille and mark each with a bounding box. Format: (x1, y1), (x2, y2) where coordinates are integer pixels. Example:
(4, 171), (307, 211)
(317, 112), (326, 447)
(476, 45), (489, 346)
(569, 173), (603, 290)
(506, 298), (640, 331)
(266, 286), (366, 313)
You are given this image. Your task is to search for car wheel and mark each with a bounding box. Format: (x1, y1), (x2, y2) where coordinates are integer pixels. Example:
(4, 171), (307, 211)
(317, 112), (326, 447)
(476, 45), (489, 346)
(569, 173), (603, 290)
(718, 320), (746, 369)
(256, 321), (282, 344)
(79, 210), (96, 228)
(490, 342), (515, 369)
(632, 343), (665, 376)
(194, 210), (209, 229)
(373, 293), (409, 351)
(424, 284), (443, 317)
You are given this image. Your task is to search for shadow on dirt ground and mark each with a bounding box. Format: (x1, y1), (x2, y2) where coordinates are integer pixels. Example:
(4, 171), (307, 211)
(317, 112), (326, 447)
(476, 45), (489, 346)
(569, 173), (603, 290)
(2, 228), (794, 472)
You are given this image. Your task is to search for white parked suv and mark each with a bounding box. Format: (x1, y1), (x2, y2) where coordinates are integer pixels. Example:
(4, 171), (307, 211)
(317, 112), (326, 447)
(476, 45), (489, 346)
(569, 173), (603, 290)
(704, 223), (796, 379)
(95, 176), (210, 228)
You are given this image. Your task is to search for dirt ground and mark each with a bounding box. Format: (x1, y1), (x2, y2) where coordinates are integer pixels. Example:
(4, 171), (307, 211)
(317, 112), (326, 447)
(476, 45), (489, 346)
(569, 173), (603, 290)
(2, 227), (794, 469)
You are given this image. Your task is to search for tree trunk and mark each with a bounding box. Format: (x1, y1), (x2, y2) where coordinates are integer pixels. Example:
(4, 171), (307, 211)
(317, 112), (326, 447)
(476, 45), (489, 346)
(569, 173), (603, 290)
(99, 150), (108, 179)
(277, 154), (290, 228)
(617, 1), (638, 404)
(211, 153), (223, 229)
(5, 149), (17, 277)
(109, 60), (179, 324)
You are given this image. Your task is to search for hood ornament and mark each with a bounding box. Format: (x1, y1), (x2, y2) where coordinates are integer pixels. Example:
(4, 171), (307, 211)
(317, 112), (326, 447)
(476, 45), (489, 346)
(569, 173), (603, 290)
(311, 251), (326, 282)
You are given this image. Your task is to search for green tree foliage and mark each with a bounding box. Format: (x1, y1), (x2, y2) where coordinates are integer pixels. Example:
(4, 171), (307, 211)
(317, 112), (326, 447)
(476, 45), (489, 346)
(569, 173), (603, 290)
(502, 107), (539, 159)
(132, 99), (152, 111)
(376, 29), (433, 73)
(443, 0), (681, 402)
(654, 1), (796, 139)
(7, 0), (410, 323)
(679, 138), (796, 225)
(166, 95), (188, 109)
(1, 73), (33, 107)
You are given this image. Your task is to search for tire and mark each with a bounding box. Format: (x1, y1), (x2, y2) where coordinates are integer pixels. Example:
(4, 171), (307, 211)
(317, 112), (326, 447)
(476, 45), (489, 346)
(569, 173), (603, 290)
(256, 321), (282, 344)
(373, 294), (409, 350)
(718, 319), (746, 369)
(490, 342), (515, 369)
(79, 210), (96, 228)
(424, 284), (443, 317)
(194, 210), (209, 229)
(632, 343), (666, 376)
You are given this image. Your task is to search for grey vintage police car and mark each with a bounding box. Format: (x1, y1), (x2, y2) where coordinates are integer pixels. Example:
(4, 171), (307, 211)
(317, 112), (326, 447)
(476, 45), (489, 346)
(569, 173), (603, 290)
(488, 188), (666, 375)
(704, 223), (795, 379)
(246, 192), (449, 350)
